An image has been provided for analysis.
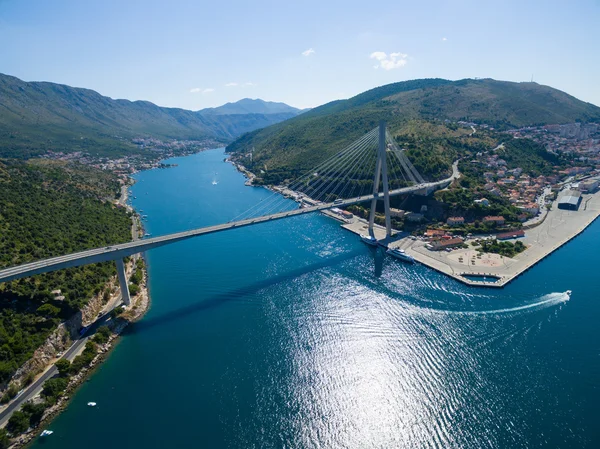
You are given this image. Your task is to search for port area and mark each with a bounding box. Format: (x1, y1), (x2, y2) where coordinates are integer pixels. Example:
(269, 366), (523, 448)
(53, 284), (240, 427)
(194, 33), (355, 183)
(324, 190), (600, 288)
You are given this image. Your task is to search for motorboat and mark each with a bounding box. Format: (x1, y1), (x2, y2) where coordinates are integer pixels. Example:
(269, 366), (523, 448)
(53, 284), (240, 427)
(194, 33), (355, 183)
(360, 234), (378, 246)
(386, 247), (415, 264)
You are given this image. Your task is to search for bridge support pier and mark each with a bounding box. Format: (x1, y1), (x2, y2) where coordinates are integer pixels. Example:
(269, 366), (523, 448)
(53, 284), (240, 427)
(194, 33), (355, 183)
(115, 258), (131, 306)
(368, 121), (392, 239)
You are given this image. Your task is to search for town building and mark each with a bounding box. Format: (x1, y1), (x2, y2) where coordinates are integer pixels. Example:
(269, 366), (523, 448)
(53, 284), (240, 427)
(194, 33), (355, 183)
(425, 229), (446, 238)
(579, 178), (599, 193)
(497, 230), (525, 240)
(518, 203), (540, 215)
(431, 238), (464, 251)
(483, 216), (506, 225)
(447, 216), (465, 226)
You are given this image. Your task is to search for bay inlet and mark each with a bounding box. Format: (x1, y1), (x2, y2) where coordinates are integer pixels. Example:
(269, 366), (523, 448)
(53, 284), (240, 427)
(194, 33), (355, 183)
(31, 148), (600, 448)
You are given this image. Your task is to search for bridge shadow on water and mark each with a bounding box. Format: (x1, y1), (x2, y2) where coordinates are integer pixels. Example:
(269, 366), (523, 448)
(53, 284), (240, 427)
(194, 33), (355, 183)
(124, 248), (367, 336)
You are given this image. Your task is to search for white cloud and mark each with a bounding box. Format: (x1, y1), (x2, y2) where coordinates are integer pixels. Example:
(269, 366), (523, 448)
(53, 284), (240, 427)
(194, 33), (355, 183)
(302, 48), (315, 56)
(369, 51), (408, 70)
(224, 82), (255, 87)
(442, 37), (448, 41)
(191, 87), (215, 94)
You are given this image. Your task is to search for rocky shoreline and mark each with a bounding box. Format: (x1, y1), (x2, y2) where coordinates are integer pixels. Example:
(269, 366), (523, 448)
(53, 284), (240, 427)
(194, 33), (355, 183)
(10, 264), (150, 449)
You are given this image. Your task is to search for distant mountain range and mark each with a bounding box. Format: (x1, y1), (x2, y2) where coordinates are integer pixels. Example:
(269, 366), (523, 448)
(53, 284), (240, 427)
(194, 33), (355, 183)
(199, 98), (304, 116)
(226, 78), (600, 181)
(0, 73), (303, 158)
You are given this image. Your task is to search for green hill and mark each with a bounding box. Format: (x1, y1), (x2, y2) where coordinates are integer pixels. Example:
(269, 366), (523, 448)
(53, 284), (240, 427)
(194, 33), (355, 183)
(0, 160), (132, 383)
(0, 73), (300, 158)
(226, 78), (600, 183)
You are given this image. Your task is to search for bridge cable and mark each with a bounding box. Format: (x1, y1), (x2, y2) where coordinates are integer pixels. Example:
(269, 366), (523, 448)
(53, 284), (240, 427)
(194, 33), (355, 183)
(228, 128), (379, 221)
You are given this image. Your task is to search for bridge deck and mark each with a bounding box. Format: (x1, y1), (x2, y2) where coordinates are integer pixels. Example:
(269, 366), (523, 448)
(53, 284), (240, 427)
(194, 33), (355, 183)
(0, 167), (457, 284)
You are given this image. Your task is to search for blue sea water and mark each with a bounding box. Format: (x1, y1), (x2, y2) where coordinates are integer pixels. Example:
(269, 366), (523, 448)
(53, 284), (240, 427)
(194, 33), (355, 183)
(32, 148), (600, 448)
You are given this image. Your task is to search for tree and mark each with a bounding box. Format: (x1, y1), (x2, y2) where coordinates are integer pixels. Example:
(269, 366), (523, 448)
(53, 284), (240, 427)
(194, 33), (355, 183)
(0, 428), (11, 449)
(110, 306), (124, 319)
(0, 382), (19, 404)
(55, 359), (71, 377)
(128, 284), (139, 296)
(7, 410), (29, 435)
(22, 401), (47, 426)
(36, 303), (60, 318)
(41, 377), (68, 400)
(93, 325), (111, 345)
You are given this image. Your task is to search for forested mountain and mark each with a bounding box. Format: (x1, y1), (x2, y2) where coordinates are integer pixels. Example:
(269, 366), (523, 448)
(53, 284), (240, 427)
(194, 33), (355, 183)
(0, 160), (132, 383)
(226, 78), (600, 183)
(0, 73), (300, 158)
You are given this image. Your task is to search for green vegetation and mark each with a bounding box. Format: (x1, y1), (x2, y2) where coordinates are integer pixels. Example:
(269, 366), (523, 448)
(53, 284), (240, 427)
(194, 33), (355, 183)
(227, 78), (600, 184)
(21, 401), (46, 427)
(0, 74), (304, 158)
(435, 187), (521, 224)
(4, 337), (106, 440)
(495, 138), (561, 176)
(6, 410), (29, 434)
(92, 326), (112, 345)
(0, 160), (131, 384)
(0, 383), (19, 404)
(478, 239), (526, 258)
(69, 341), (98, 375)
(0, 428), (10, 449)
(55, 358), (71, 377)
(41, 377), (68, 401)
(110, 306), (124, 319)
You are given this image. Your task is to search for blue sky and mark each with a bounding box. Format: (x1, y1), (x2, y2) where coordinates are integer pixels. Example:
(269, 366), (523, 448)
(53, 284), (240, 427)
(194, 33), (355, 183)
(1, 0), (599, 110)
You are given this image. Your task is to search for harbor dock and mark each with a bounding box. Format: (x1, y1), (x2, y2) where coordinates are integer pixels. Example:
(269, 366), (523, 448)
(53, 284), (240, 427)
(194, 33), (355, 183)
(328, 190), (600, 288)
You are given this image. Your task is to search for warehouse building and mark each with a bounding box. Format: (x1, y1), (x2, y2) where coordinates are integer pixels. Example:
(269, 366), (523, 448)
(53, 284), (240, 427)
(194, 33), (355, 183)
(558, 190), (582, 210)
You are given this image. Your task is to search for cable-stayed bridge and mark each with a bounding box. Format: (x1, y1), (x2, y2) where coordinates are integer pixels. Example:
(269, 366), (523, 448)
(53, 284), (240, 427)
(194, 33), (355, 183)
(0, 122), (459, 304)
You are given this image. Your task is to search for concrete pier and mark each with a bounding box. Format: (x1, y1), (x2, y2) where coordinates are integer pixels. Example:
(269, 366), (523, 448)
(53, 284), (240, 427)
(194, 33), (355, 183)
(333, 190), (600, 288)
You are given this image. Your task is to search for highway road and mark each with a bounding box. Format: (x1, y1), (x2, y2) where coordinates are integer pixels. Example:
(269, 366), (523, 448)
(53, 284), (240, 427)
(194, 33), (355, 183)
(0, 297), (123, 427)
(0, 165), (458, 285)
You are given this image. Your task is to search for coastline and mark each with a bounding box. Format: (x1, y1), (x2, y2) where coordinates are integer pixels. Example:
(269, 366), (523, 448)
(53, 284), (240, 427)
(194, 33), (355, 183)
(228, 157), (600, 289)
(15, 279), (150, 449)
(1, 180), (151, 448)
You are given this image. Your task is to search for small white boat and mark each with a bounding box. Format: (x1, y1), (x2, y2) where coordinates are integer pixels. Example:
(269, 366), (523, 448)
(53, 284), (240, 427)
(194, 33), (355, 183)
(360, 234), (378, 246)
(386, 247), (415, 264)
(212, 180), (218, 185)
(144, 233), (151, 237)
(41, 430), (54, 436)
(87, 402), (97, 407)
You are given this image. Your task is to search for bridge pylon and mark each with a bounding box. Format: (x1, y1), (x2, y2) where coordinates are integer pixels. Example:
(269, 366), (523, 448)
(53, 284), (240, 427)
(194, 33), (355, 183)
(368, 121), (392, 239)
(116, 258), (131, 306)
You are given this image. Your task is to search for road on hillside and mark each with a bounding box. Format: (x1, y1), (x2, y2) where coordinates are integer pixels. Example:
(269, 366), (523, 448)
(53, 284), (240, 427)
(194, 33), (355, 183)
(0, 297), (123, 428)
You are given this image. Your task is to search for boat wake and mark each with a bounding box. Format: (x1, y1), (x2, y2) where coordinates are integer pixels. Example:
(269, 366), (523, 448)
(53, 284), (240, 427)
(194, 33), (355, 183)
(448, 291), (571, 316)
